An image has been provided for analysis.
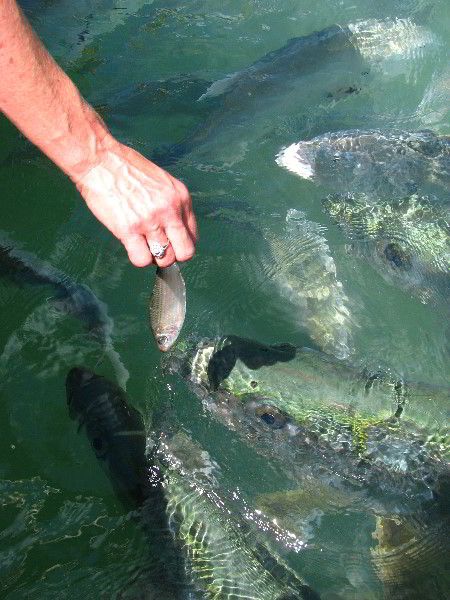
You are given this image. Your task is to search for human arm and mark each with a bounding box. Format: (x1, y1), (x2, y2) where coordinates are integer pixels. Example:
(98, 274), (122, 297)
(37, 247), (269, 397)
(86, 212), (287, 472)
(0, 0), (196, 267)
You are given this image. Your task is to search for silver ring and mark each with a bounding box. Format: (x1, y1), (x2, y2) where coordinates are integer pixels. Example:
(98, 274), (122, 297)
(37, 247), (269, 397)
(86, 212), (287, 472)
(149, 241), (169, 259)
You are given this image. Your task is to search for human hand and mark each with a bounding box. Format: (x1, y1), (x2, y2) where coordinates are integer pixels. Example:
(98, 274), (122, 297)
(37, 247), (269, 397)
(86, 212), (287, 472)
(75, 142), (196, 267)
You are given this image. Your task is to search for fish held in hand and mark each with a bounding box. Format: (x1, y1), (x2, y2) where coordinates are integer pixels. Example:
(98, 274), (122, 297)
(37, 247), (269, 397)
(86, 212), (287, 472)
(150, 264), (186, 352)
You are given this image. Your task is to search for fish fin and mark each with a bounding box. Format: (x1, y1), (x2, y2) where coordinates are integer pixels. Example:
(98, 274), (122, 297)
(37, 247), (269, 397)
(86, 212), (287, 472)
(255, 485), (357, 520)
(371, 515), (450, 598)
(197, 71), (240, 100)
(264, 210), (355, 359)
(276, 142), (316, 180)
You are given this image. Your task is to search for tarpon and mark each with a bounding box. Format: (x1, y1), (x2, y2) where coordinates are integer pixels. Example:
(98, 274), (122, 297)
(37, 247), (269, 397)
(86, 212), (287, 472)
(0, 234), (129, 387)
(166, 335), (450, 598)
(168, 335), (449, 511)
(321, 193), (450, 309)
(276, 130), (449, 309)
(157, 19), (440, 165)
(262, 209), (355, 359)
(276, 129), (449, 197)
(66, 366), (321, 600)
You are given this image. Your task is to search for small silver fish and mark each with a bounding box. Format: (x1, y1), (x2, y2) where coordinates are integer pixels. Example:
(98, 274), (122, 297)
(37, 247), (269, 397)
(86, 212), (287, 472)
(150, 264), (186, 352)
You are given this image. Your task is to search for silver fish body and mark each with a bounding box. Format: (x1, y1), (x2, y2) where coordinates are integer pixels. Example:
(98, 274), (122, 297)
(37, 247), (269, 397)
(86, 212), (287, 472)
(150, 264), (186, 352)
(164, 19), (439, 165)
(263, 209), (355, 359)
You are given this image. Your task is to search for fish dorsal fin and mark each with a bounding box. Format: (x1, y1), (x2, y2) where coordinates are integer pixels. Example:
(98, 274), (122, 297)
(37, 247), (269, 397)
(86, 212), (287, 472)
(197, 71), (240, 101)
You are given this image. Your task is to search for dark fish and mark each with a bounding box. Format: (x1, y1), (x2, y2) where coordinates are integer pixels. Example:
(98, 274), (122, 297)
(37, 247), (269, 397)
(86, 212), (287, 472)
(155, 19), (439, 165)
(66, 366), (320, 600)
(149, 264), (186, 352)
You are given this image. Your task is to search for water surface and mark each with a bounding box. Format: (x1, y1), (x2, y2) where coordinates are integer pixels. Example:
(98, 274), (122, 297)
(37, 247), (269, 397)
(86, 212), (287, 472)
(1, 0), (449, 598)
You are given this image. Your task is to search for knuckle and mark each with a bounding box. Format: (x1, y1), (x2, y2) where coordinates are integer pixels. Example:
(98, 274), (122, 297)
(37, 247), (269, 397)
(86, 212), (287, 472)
(174, 179), (189, 196)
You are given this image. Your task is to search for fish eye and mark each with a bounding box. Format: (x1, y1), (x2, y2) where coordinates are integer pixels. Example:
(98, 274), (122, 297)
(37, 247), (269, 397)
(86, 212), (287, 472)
(383, 242), (412, 270)
(255, 404), (288, 429)
(91, 433), (108, 459)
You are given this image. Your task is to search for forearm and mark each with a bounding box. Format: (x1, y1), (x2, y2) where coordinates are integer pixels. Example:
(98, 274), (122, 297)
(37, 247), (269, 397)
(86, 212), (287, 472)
(0, 0), (196, 268)
(0, 0), (115, 181)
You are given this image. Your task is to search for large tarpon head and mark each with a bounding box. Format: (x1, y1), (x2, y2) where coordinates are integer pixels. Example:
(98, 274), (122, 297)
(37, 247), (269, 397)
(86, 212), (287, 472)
(168, 336), (450, 513)
(166, 337), (450, 600)
(276, 129), (449, 198)
(181, 335), (404, 422)
(181, 335), (450, 437)
(321, 192), (450, 310)
(66, 367), (151, 510)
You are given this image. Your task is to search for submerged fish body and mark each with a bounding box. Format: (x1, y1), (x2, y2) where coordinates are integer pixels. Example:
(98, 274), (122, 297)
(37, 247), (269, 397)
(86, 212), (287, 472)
(416, 63), (450, 132)
(0, 236), (129, 387)
(264, 209), (355, 359)
(66, 366), (319, 600)
(173, 19), (439, 164)
(276, 129), (450, 197)
(170, 335), (449, 510)
(321, 193), (450, 308)
(168, 336), (450, 597)
(277, 130), (449, 308)
(149, 264), (186, 352)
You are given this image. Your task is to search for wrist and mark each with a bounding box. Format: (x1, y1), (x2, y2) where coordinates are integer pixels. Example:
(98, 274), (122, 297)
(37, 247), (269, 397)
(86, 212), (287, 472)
(52, 100), (119, 183)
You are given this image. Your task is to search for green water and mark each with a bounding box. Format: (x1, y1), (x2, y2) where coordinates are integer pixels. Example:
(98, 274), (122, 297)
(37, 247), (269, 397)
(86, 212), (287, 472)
(1, 0), (449, 598)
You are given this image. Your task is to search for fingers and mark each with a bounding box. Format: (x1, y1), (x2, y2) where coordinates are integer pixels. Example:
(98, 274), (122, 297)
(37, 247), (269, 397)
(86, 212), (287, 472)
(125, 211), (195, 268)
(184, 202), (197, 245)
(78, 143), (197, 269)
(153, 194), (197, 266)
(165, 221), (196, 263)
(124, 234), (153, 268)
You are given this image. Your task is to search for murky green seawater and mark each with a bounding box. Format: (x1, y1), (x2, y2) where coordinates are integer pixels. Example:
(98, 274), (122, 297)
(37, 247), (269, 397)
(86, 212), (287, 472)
(1, 0), (449, 598)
